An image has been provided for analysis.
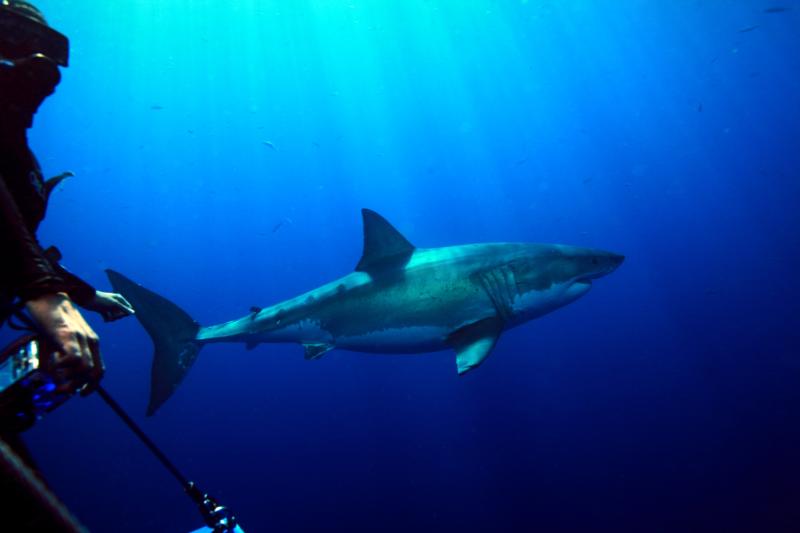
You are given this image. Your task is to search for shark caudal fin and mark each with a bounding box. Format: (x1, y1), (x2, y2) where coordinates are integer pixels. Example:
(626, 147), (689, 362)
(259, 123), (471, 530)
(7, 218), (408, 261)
(106, 270), (201, 416)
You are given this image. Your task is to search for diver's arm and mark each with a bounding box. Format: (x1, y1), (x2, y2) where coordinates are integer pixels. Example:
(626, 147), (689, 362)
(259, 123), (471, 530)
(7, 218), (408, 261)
(0, 180), (133, 322)
(0, 177), (112, 312)
(45, 254), (98, 305)
(0, 172), (67, 300)
(43, 249), (133, 321)
(1, 173), (103, 392)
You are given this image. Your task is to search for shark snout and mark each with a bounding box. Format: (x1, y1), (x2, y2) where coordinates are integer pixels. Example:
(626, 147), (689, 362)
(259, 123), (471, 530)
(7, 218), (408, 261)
(576, 250), (625, 282)
(600, 251), (625, 277)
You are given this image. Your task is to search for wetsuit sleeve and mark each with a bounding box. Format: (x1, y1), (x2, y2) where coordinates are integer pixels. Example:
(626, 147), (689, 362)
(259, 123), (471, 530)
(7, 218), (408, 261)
(0, 172), (68, 301)
(46, 253), (97, 307)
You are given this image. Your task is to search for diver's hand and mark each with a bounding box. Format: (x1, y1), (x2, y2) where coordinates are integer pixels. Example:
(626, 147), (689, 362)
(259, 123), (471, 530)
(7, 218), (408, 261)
(24, 292), (103, 395)
(85, 290), (134, 322)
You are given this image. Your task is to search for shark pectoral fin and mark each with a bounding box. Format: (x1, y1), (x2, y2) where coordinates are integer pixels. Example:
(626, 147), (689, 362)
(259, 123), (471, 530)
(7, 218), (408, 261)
(303, 343), (333, 360)
(447, 317), (504, 375)
(455, 338), (496, 375)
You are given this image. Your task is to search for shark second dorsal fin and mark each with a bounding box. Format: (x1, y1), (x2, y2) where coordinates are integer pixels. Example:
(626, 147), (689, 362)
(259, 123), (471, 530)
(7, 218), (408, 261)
(355, 209), (415, 273)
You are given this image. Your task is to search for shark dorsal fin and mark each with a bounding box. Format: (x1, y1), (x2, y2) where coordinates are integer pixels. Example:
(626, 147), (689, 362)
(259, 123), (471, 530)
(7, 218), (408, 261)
(355, 209), (415, 273)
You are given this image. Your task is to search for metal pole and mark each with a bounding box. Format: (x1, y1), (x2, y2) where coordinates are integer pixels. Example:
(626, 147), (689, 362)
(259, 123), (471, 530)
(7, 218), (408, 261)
(95, 386), (190, 489)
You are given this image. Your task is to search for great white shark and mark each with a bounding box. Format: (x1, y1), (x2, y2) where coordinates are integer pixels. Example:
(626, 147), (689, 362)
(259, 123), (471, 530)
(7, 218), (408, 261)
(108, 209), (624, 415)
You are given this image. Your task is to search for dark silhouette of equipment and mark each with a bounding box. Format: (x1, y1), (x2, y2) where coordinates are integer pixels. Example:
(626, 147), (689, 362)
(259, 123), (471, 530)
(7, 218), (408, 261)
(0, 334), (245, 532)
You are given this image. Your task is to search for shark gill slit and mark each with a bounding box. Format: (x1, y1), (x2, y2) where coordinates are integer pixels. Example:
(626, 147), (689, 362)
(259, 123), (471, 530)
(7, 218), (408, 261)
(499, 265), (517, 308)
(479, 268), (514, 321)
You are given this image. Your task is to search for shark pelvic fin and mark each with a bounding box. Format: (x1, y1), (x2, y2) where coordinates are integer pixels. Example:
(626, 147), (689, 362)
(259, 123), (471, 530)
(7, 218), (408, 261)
(355, 209), (415, 273)
(303, 342), (333, 360)
(447, 316), (504, 375)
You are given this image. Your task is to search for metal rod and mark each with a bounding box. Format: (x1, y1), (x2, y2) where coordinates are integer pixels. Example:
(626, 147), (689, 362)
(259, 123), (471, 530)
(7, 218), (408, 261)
(95, 386), (236, 529)
(95, 386), (189, 489)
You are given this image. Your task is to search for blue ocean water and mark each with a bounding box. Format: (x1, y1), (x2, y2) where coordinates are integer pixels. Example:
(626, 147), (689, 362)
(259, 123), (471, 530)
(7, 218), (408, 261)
(13, 0), (800, 531)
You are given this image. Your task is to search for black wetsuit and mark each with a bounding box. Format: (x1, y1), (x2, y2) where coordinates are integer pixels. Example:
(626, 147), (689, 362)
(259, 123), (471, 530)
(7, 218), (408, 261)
(1, 42), (100, 322)
(0, 124), (96, 324)
(0, 80), (94, 533)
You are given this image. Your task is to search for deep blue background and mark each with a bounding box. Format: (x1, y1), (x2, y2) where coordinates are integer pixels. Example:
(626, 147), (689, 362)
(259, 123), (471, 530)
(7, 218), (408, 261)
(11, 1), (800, 531)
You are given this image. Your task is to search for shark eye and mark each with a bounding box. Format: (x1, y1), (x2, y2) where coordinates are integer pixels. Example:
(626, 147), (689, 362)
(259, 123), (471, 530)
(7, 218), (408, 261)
(591, 258), (599, 265)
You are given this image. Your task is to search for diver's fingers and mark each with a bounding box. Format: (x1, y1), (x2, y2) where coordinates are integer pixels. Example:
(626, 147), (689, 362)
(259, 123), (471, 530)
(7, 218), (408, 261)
(51, 350), (86, 394)
(75, 330), (94, 384)
(43, 337), (83, 375)
(104, 308), (129, 322)
(80, 336), (104, 396)
(113, 293), (135, 314)
(100, 293), (135, 322)
(25, 293), (102, 393)
(76, 322), (95, 365)
(54, 320), (97, 391)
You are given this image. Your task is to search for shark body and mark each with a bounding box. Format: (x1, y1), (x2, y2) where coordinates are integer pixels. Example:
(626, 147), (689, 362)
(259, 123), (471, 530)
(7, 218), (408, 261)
(108, 209), (623, 414)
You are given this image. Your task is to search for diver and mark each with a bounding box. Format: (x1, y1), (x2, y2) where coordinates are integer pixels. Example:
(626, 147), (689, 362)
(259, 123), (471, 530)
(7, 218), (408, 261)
(1, 1), (134, 530)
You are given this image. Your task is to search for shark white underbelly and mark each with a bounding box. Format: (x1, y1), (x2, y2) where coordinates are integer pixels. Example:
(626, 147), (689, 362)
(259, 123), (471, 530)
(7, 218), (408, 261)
(336, 325), (452, 353)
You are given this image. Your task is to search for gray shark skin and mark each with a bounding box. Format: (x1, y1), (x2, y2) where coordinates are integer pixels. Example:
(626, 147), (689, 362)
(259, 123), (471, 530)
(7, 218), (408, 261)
(107, 209), (623, 415)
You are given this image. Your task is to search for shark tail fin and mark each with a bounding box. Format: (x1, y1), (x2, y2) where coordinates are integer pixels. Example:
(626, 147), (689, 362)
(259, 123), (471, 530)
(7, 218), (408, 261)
(106, 270), (201, 416)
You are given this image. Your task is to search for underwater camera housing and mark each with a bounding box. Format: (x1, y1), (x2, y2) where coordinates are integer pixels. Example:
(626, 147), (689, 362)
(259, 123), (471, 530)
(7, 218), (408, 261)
(0, 335), (71, 432)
